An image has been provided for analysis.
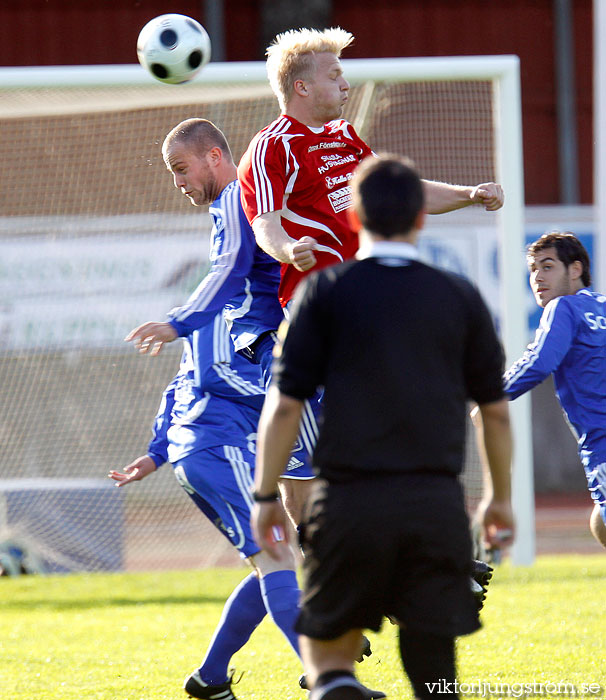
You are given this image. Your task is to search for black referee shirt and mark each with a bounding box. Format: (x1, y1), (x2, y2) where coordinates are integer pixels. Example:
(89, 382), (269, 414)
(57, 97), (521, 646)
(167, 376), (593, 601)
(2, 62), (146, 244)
(273, 242), (505, 480)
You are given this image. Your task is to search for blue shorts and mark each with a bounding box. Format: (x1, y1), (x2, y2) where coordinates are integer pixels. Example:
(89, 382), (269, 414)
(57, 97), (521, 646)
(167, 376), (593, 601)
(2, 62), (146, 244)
(244, 331), (319, 480)
(282, 397), (321, 481)
(172, 444), (259, 559)
(580, 447), (606, 525)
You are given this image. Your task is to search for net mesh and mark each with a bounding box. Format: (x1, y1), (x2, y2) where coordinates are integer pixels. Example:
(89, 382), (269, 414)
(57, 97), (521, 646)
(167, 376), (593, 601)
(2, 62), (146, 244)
(0, 73), (497, 572)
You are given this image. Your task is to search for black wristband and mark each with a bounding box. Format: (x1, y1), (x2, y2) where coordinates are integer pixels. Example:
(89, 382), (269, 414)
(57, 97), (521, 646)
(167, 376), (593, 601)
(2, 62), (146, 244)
(251, 489), (280, 503)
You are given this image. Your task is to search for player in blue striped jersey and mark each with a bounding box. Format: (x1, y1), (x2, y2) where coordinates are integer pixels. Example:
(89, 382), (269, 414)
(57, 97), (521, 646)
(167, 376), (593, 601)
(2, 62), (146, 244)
(126, 119), (284, 377)
(110, 314), (303, 700)
(169, 178), (284, 366)
(504, 232), (606, 549)
(124, 119), (319, 528)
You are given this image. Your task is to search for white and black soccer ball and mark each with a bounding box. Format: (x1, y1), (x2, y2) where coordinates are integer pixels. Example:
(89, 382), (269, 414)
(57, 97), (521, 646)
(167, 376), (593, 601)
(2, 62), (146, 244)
(137, 14), (211, 85)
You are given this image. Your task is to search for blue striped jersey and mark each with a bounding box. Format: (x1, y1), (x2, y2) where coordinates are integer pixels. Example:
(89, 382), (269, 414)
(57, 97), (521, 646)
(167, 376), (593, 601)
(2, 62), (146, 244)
(504, 288), (606, 449)
(167, 180), (285, 351)
(147, 313), (265, 466)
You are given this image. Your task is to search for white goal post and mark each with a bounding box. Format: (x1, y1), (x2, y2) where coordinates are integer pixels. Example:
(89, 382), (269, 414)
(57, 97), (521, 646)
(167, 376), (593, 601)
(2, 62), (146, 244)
(0, 56), (534, 567)
(595, 0), (606, 293)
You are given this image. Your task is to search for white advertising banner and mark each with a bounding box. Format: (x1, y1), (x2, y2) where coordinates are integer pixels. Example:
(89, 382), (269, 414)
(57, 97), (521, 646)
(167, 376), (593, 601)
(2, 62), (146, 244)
(0, 206), (594, 351)
(0, 220), (211, 351)
(420, 205), (594, 340)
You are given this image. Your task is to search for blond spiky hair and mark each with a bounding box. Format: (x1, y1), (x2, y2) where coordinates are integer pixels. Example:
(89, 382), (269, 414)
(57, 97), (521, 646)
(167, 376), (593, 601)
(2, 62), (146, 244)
(266, 27), (354, 111)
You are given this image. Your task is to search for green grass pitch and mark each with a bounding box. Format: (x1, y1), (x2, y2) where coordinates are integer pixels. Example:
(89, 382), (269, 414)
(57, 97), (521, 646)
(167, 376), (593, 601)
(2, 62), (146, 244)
(1, 555), (605, 699)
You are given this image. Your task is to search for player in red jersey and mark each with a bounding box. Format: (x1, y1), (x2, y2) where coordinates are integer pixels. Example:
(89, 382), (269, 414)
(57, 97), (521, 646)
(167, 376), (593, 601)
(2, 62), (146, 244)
(238, 27), (504, 308)
(239, 30), (500, 674)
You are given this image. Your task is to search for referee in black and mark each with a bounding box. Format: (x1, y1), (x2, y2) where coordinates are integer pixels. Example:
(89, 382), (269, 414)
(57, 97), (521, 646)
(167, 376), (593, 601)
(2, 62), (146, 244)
(251, 154), (515, 700)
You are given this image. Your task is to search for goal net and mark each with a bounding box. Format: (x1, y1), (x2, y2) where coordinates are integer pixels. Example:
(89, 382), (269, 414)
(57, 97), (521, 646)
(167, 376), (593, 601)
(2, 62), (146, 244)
(0, 58), (533, 573)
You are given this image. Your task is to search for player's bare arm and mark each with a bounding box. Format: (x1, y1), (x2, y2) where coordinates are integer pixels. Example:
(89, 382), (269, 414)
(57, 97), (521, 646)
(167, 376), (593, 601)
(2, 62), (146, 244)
(474, 398), (515, 548)
(252, 211), (318, 271)
(124, 321), (178, 356)
(251, 386), (304, 559)
(422, 180), (504, 214)
(108, 455), (157, 487)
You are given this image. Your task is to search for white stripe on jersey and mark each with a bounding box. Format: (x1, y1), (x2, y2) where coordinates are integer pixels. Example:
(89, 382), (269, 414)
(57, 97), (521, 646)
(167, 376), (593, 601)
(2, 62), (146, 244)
(298, 398), (320, 456)
(211, 316), (265, 397)
(224, 444), (254, 510)
(224, 501), (246, 549)
(251, 117), (293, 214)
(281, 206), (344, 246)
(579, 287), (606, 304)
(190, 330), (203, 403)
(172, 392), (211, 425)
(214, 362), (265, 397)
(504, 297), (560, 391)
(170, 183), (242, 322)
(311, 244), (344, 262)
(283, 138), (298, 199)
(277, 136), (344, 261)
(225, 277), (253, 324)
(253, 132), (272, 213)
(211, 313), (232, 363)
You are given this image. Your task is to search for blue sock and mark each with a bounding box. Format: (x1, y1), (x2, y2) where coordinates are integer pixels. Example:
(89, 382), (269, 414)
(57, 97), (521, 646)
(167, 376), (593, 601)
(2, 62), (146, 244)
(198, 572), (266, 684)
(260, 569), (301, 657)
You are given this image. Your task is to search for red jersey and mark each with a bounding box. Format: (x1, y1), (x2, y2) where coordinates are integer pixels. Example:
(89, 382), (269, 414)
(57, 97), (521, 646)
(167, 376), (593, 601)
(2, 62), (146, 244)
(238, 115), (374, 306)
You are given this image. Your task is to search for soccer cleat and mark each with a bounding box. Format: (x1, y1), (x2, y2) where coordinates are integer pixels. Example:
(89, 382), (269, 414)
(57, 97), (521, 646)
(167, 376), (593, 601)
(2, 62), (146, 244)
(184, 669), (238, 700)
(470, 558), (494, 611)
(355, 635), (372, 663)
(299, 675), (386, 699)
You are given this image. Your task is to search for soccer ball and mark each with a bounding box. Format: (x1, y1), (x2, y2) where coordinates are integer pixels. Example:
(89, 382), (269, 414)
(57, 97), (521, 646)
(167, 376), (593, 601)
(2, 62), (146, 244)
(137, 14), (211, 85)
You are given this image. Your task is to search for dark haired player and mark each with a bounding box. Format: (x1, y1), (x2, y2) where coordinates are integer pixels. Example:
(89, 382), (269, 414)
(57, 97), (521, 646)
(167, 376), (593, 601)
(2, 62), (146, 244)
(251, 154), (514, 700)
(505, 231), (606, 549)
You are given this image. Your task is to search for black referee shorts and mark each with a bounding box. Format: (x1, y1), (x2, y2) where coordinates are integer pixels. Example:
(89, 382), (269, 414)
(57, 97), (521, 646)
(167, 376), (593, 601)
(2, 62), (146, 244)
(295, 472), (480, 640)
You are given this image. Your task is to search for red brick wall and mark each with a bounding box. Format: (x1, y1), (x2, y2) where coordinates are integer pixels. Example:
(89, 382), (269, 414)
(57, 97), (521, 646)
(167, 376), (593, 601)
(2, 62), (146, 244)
(0, 0), (593, 204)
